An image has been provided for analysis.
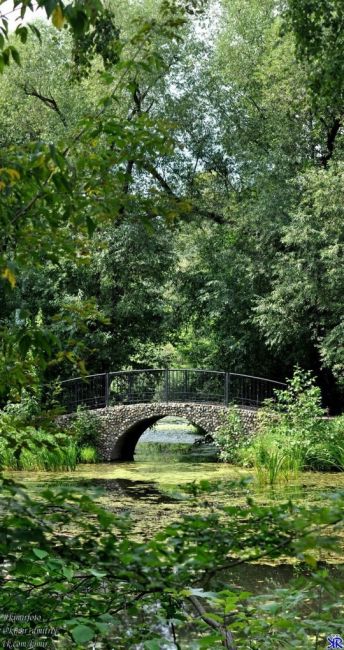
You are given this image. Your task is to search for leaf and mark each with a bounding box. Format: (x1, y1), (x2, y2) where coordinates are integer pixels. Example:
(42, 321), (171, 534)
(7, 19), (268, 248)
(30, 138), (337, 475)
(90, 568), (107, 578)
(66, 8), (88, 35)
(2, 267), (16, 288)
(28, 24), (42, 43)
(15, 26), (27, 44)
(19, 334), (32, 358)
(86, 215), (97, 237)
(62, 566), (74, 580)
(10, 46), (20, 65)
(143, 641), (163, 650)
(71, 625), (94, 644)
(0, 167), (20, 182)
(33, 548), (49, 559)
(52, 5), (65, 29)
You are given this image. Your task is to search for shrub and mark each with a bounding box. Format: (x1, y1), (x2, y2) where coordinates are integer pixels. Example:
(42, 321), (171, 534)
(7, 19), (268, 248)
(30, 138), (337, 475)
(71, 406), (101, 448)
(213, 405), (251, 463)
(306, 414), (344, 471)
(4, 393), (41, 421)
(215, 368), (344, 483)
(79, 445), (98, 463)
(0, 398), (78, 471)
(244, 367), (344, 482)
(0, 400), (100, 471)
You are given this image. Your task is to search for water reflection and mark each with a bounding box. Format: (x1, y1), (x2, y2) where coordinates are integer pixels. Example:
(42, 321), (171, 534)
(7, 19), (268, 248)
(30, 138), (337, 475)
(8, 417), (344, 545)
(76, 477), (180, 503)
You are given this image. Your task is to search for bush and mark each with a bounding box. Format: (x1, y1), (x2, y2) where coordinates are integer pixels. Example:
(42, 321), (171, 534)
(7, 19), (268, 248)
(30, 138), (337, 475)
(4, 393), (41, 421)
(0, 397), (78, 471)
(0, 401), (100, 472)
(244, 367), (344, 482)
(215, 368), (344, 483)
(71, 407), (101, 448)
(305, 414), (344, 471)
(213, 405), (251, 463)
(79, 445), (98, 463)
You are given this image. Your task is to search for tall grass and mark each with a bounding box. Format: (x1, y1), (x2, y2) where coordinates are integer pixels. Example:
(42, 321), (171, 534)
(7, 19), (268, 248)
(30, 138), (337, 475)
(248, 434), (304, 486)
(79, 446), (98, 463)
(0, 443), (78, 471)
(236, 369), (344, 485)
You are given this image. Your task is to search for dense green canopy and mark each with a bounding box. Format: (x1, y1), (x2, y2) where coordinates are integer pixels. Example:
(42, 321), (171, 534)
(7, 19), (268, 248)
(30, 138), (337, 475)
(1, 0), (343, 409)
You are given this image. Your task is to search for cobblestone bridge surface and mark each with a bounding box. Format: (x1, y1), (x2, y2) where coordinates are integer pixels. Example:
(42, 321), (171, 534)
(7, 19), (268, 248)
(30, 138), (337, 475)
(71, 402), (257, 461)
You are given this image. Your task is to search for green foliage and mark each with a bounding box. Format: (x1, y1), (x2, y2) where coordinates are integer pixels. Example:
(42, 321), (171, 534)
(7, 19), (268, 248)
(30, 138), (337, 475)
(0, 475), (343, 648)
(71, 406), (101, 448)
(243, 368), (344, 483)
(285, 0), (344, 112)
(71, 8), (121, 80)
(0, 2), (344, 644)
(213, 405), (250, 463)
(0, 1), (118, 74)
(0, 1), (196, 391)
(255, 165), (344, 386)
(1, 0), (344, 403)
(19, 442), (78, 471)
(0, 395), (78, 470)
(306, 414), (344, 472)
(79, 445), (98, 463)
(246, 432), (305, 486)
(213, 369), (344, 482)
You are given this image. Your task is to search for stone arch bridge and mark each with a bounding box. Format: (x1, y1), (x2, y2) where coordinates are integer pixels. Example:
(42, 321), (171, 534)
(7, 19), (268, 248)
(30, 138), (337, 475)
(60, 369), (286, 461)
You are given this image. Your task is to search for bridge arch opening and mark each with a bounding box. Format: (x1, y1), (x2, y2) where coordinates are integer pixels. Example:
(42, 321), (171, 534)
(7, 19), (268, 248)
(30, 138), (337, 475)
(110, 415), (206, 462)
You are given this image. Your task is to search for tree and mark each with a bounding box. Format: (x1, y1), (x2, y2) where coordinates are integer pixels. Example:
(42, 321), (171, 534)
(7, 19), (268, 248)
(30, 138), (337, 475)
(0, 0), (206, 396)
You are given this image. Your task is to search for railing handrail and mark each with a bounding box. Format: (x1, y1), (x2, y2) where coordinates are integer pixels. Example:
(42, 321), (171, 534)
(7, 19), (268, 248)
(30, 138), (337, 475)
(109, 368), (227, 376)
(60, 369), (287, 386)
(60, 372), (107, 384)
(227, 372), (286, 386)
(58, 368), (287, 413)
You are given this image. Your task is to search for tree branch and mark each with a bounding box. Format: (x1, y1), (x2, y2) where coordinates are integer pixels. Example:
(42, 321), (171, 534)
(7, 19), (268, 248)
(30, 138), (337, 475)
(320, 116), (342, 167)
(23, 84), (67, 126)
(188, 594), (237, 649)
(143, 162), (226, 224)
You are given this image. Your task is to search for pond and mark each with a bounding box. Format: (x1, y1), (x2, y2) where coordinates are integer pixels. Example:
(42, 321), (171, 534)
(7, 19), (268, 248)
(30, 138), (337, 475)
(12, 417), (344, 574)
(5, 416), (344, 649)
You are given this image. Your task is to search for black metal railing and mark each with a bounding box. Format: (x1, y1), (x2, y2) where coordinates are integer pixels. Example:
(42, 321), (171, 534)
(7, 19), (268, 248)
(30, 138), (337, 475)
(59, 369), (286, 413)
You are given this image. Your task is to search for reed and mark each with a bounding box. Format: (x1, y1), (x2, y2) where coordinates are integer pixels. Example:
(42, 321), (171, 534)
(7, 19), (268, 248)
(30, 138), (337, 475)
(1, 443), (79, 471)
(79, 446), (98, 463)
(250, 434), (304, 486)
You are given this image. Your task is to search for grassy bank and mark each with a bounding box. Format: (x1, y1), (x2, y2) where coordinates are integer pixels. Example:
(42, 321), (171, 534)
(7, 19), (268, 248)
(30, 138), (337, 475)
(214, 369), (344, 485)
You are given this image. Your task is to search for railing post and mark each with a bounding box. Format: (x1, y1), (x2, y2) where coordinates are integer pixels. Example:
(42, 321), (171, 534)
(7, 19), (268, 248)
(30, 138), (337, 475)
(225, 372), (229, 406)
(105, 373), (109, 408)
(164, 369), (169, 402)
(128, 373), (133, 403)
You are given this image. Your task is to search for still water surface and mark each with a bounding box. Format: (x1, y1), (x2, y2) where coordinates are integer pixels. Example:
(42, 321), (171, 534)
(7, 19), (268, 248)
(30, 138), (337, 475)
(8, 417), (344, 648)
(15, 417), (344, 547)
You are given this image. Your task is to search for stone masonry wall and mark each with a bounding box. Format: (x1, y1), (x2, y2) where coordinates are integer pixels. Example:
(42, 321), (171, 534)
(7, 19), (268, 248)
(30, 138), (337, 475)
(58, 402), (257, 461)
(81, 402), (258, 461)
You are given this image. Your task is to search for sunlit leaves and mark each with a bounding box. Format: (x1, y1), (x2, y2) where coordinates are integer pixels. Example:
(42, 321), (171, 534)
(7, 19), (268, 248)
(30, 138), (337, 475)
(285, 0), (344, 112)
(2, 266), (16, 288)
(51, 4), (64, 29)
(0, 475), (343, 647)
(71, 624), (94, 644)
